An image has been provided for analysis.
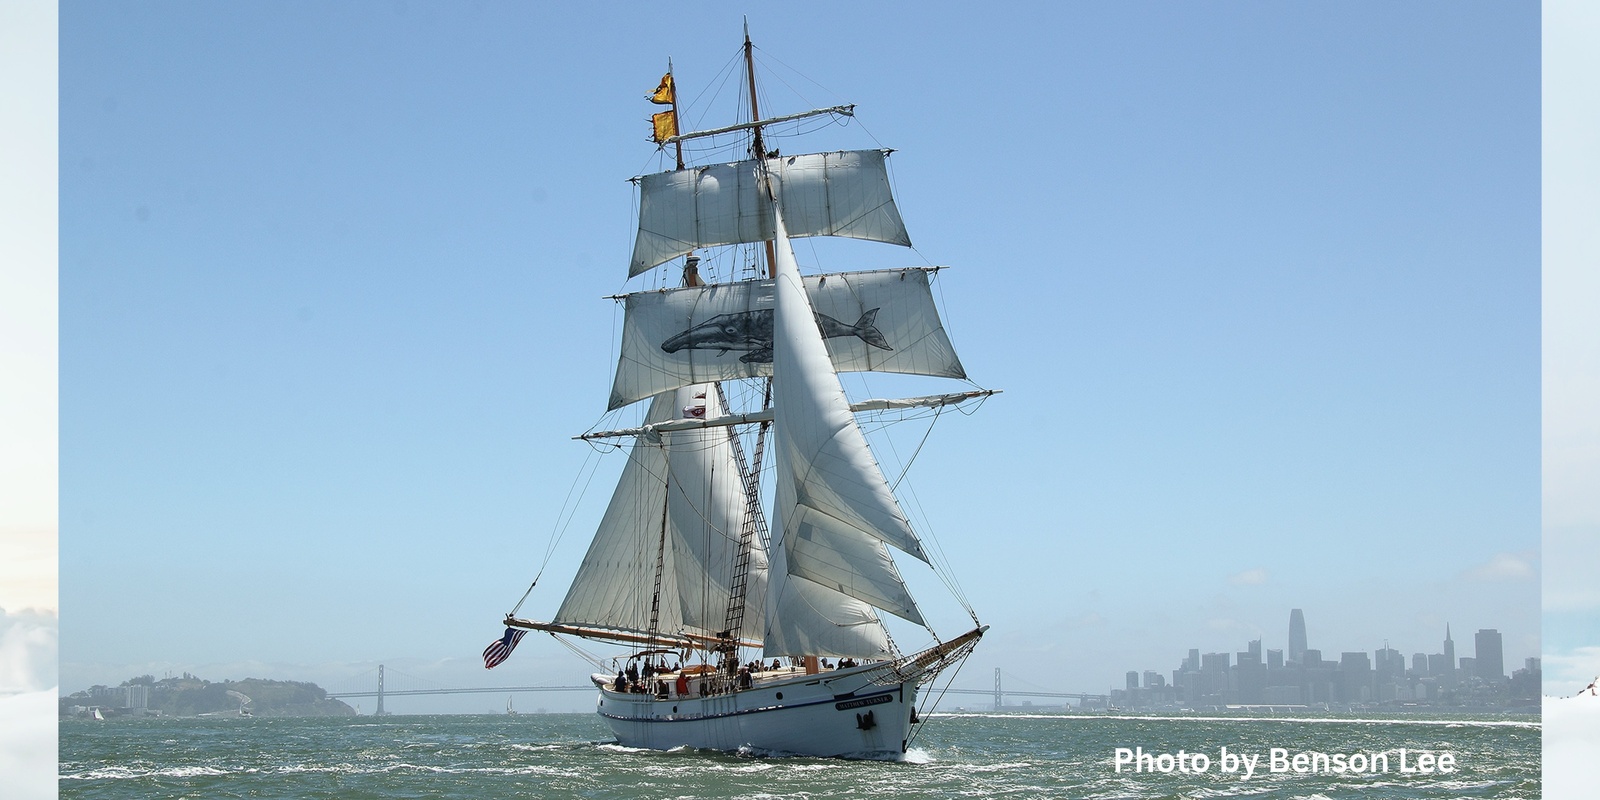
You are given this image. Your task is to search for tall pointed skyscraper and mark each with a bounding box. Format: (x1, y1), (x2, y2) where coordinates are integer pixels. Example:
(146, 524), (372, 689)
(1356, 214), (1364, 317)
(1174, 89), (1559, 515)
(1443, 625), (1457, 686)
(1288, 609), (1307, 664)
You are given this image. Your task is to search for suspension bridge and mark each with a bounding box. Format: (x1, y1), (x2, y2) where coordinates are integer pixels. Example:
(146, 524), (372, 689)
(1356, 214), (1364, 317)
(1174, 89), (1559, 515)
(323, 666), (1108, 715)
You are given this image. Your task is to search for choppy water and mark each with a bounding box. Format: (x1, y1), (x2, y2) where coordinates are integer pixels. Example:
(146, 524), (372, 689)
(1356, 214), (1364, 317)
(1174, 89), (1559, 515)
(60, 711), (1539, 798)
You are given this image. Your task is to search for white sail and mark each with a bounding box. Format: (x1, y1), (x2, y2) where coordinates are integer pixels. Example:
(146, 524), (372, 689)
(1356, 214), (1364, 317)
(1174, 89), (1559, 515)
(629, 149), (911, 276)
(763, 476), (896, 659)
(765, 197), (928, 659)
(609, 268), (962, 409)
(554, 384), (763, 641)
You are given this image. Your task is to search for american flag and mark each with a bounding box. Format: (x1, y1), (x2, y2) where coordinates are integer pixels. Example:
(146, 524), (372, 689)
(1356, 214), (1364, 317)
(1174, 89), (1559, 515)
(482, 627), (528, 669)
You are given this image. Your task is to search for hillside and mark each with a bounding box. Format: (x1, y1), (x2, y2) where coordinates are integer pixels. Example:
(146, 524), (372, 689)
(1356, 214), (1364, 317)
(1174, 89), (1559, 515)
(62, 674), (356, 718)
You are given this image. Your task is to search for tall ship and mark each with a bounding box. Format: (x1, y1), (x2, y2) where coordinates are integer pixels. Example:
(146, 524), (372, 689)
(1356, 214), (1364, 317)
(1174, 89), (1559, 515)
(487, 28), (994, 759)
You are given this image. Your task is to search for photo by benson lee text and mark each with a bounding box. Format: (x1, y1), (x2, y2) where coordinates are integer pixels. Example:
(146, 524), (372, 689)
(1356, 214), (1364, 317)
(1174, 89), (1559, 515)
(1112, 746), (1457, 781)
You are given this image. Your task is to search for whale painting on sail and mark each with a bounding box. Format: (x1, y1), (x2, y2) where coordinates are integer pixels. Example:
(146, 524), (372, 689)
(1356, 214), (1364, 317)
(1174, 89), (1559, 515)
(489, 26), (994, 759)
(611, 267), (964, 409)
(661, 306), (890, 363)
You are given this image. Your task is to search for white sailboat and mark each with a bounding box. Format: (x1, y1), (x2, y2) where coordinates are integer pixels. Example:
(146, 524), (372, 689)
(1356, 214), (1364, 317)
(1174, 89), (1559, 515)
(491, 28), (992, 759)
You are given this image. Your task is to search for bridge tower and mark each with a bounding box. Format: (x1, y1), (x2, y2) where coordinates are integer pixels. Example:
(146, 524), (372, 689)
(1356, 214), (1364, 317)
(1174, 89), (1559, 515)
(994, 667), (1002, 711)
(375, 664), (386, 717)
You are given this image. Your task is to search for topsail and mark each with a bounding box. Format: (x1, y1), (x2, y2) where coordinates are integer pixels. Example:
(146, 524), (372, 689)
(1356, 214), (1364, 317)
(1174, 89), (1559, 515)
(629, 149), (911, 276)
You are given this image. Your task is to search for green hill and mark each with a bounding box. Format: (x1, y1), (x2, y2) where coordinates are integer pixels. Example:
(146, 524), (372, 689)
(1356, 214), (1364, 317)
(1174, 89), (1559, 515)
(62, 674), (357, 718)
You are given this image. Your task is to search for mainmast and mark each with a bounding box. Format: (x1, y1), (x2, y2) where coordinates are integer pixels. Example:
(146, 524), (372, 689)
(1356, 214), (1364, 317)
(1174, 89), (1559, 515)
(743, 20), (766, 163)
(743, 19), (778, 280)
(715, 20), (776, 667)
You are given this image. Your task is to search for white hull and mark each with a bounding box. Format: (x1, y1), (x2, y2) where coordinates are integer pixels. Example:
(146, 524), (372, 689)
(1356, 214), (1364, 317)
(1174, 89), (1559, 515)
(592, 665), (918, 758)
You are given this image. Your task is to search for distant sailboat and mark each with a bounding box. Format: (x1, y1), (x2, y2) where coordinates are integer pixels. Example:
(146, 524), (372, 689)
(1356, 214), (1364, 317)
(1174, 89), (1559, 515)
(490, 26), (992, 759)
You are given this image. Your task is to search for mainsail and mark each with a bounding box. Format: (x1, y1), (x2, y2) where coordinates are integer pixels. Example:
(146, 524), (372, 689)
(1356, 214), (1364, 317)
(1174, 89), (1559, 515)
(630, 149), (911, 276)
(554, 384), (767, 642)
(609, 268), (965, 409)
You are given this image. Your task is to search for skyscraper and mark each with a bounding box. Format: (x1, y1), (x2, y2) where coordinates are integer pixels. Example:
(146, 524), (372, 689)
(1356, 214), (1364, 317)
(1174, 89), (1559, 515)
(1475, 629), (1504, 681)
(1288, 609), (1307, 664)
(1443, 625), (1457, 686)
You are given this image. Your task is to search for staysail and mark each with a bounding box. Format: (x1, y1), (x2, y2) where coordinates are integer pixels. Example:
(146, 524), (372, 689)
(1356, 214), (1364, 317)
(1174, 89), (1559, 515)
(609, 268), (965, 409)
(630, 149), (911, 276)
(554, 384), (767, 642)
(764, 198), (929, 660)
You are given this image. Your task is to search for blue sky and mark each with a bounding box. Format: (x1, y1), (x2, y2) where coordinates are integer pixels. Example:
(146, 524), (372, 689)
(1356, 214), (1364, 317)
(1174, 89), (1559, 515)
(58, 1), (1541, 710)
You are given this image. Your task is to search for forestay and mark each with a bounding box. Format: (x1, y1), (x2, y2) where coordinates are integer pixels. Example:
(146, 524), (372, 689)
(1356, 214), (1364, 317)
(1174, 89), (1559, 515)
(629, 149), (911, 276)
(555, 384), (768, 642)
(609, 268), (964, 410)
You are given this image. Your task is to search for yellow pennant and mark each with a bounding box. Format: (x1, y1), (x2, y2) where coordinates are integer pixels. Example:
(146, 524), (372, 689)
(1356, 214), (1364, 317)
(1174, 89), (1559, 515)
(649, 73), (674, 105)
(651, 110), (678, 143)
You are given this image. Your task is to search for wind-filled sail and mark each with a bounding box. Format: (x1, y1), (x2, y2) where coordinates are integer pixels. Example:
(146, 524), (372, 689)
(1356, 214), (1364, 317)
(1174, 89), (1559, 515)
(609, 268), (963, 409)
(555, 384), (766, 641)
(764, 200), (928, 660)
(629, 149), (911, 276)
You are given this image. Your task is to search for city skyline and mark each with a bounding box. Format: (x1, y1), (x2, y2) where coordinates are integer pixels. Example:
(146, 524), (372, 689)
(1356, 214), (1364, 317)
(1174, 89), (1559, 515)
(1113, 607), (1535, 708)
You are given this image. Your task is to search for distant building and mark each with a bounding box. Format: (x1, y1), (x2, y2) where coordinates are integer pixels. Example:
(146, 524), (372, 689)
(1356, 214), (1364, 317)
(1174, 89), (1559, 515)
(1143, 670), (1165, 689)
(1340, 652), (1372, 703)
(1267, 648), (1283, 670)
(1428, 653), (1450, 676)
(1411, 652), (1428, 676)
(1475, 629), (1505, 681)
(1289, 609), (1308, 664)
(1443, 625), (1457, 686)
(1374, 646), (1404, 684)
(1511, 657), (1541, 698)
(1126, 671), (1139, 691)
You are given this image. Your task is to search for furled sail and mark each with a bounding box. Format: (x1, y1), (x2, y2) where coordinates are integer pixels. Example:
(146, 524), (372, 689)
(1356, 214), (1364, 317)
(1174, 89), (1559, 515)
(609, 268), (964, 409)
(764, 199), (928, 660)
(629, 149), (911, 276)
(554, 384), (765, 641)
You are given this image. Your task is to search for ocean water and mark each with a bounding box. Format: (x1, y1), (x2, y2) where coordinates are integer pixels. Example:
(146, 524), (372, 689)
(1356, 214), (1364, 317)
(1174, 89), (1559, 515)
(60, 711), (1539, 799)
